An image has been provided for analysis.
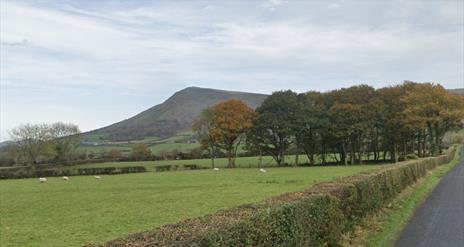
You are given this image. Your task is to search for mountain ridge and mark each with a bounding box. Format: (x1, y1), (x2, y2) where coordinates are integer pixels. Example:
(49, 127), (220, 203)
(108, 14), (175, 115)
(86, 87), (268, 141)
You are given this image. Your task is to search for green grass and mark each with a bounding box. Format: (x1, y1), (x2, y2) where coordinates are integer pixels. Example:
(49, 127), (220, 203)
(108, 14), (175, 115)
(148, 142), (200, 154)
(76, 142), (198, 156)
(77, 145), (133, 154)
(70, 154), (338, 171)
(77, 132), (198, 156)
(81, 133), (110, 142)
(365, 147), (461, 247)
(0, 165), (381, 247)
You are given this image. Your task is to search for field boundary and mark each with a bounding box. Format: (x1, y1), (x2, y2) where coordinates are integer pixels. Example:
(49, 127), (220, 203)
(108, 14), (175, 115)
(86, 145), (458, 247)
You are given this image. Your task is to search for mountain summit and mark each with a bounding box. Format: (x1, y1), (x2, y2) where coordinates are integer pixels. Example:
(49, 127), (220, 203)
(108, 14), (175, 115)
(87, 87), (268, 141)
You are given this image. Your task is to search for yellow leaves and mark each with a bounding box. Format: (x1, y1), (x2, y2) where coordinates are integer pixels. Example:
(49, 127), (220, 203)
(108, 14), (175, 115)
(209, 99), (257, 143)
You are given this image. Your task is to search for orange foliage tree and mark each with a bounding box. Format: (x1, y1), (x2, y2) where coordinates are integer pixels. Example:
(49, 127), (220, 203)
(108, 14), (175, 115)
(210, 99), (257, 168)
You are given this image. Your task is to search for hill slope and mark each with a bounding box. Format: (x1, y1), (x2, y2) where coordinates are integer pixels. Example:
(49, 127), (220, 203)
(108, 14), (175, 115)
(86, 87), (268, 141)
(449, 88), (464, 96)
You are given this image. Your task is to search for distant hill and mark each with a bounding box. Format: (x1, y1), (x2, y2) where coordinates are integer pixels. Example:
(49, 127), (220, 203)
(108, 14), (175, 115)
(86, 87), (268, 141)
(448, 88), (464, 96)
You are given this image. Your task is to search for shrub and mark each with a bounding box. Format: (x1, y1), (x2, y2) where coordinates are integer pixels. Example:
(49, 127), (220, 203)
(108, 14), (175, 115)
(405, 153), (419, 160)
(155, 165), (171, 172)
(183, 164), (198, 170)
(0, 166), (147, 179)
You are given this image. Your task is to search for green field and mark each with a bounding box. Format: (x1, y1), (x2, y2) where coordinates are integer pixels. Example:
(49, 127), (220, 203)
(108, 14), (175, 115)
(78, 131), (199, 156)
(0, 165), (381, 247)
(71, 154), (339, 171)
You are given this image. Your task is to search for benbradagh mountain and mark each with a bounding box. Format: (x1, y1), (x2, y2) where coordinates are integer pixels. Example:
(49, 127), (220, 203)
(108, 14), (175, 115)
(85, 87), (268, 141)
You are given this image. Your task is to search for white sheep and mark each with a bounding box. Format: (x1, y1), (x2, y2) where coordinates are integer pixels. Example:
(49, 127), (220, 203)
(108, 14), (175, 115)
(94, 175), (101, 179)
(259, 168), (267, 173)
(38, 177), (47, 183)
(62, 176), (69, 181)
(213, 168), (220, 171)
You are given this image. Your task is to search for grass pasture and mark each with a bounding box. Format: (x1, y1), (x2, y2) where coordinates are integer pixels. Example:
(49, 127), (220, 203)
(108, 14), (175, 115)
(72, 155), (283, 171)
(68, 154), (350, 172)
(0, 165), (380, 247)
(78, 131), (199, 156)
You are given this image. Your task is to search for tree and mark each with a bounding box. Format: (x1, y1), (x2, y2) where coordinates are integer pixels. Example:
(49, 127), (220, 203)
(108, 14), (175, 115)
(10, 123), (57, 165)
(245, 125), (265, 168)
(49, 122), (80, 161)
(108, 149), (122, 160)
(130, 143), (152, 160)
(323, 85), (376, 165)
(377, 85), (410, 162)
(402, 83), (464, 155)
(193, 108), (219, 168)
(209, 99), (256, 168)
(251, 90), (303, 166)
(295, 92), (328, 165)
(9, 122), (81, 165)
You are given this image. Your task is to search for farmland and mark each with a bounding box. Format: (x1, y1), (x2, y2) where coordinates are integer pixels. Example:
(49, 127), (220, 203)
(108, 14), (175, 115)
(72, 155), (304, 170)
(0, 165), (380, 247)
(78, 132), (199, 156)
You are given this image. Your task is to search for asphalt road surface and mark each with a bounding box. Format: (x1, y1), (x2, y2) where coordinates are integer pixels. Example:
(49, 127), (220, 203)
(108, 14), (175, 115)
(395, 147), (464, 247)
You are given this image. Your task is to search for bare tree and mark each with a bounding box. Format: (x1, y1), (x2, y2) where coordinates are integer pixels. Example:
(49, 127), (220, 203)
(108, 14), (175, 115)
(9, 122), (80, 165)
(193, 108), (219, 168)
(50, 122), (81, 161)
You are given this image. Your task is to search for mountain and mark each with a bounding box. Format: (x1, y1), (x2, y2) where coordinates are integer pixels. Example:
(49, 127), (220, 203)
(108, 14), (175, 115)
(448, 88), (464, 96)
(86, 87), (268, 141)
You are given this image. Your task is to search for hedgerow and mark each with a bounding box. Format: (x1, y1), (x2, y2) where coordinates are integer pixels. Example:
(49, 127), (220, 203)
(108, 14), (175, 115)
(0, 166), (147, 179)
(86, 145), (458, 247)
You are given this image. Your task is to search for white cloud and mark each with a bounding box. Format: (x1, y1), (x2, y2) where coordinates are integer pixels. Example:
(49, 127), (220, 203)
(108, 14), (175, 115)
(262, 0), (286, 11)
(0, 0), (462, 140)
(328, 3), (341, 9)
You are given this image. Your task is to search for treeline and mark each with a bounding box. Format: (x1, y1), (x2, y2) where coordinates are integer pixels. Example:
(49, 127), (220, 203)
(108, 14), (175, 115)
(194, 82), (464, 167)
(3, 123), (81, 166)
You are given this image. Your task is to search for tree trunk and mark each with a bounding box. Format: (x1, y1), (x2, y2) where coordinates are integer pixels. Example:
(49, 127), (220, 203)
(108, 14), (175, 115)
(341, 142), (348, 166)
(211, 153), (215, 169)
(321, 142), (326, 165)
(391, 143), (397, 163)
(350, 142), (355, 165)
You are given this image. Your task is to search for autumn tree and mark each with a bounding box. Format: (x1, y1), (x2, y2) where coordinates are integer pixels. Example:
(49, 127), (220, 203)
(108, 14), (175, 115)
(403, 83), (464, 155)
(209, 99), (256, 168)
(130, 143), (152, 160)
(108, 149), (122, 160)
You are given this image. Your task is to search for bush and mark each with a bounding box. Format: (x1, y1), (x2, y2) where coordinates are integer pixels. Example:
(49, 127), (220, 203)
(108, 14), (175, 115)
(87, 145), (458, 247)
(78, 166), (146, 175)
(183, 164), (198, 170)
(155, 165), (171, 172)
(0, 166), (147, 179)
(405, 153), (419, 160)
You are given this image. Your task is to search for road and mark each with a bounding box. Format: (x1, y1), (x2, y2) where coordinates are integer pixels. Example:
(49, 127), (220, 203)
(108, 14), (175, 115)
(395, 147), (464, 247)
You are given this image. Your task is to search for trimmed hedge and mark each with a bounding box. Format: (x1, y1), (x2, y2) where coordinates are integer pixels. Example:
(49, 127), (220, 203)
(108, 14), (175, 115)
(155, 165), (172, 172)
(86, 145), (459, 247)
(183, 164), (198, 170)
(0, 166), (147, 179)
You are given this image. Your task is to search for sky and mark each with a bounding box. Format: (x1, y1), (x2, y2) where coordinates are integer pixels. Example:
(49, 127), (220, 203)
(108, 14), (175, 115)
(1, 0), (463, 141)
